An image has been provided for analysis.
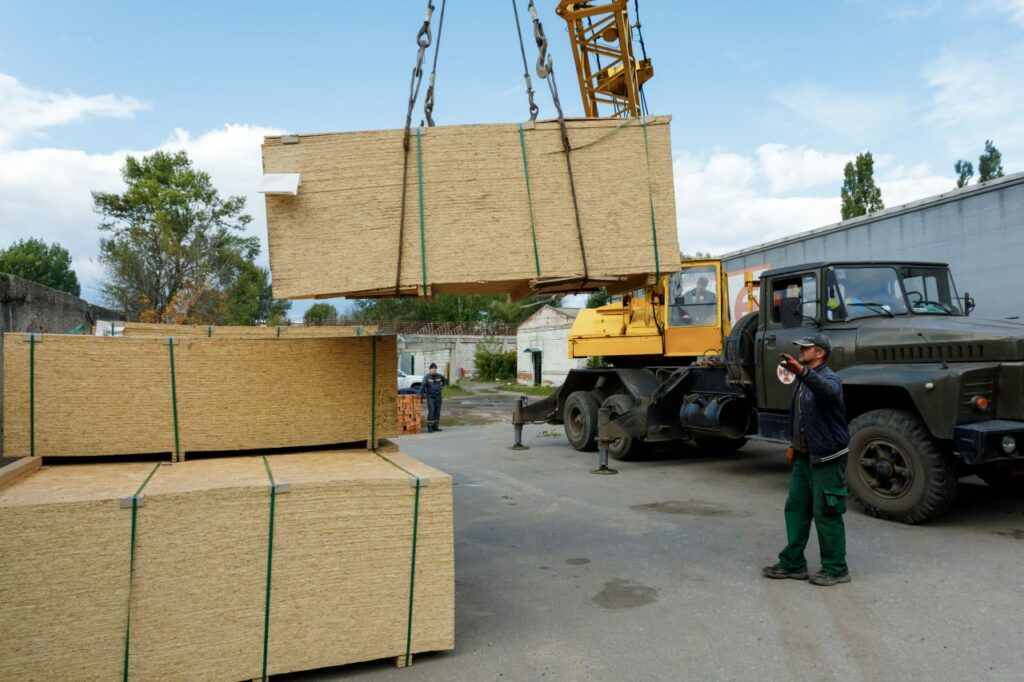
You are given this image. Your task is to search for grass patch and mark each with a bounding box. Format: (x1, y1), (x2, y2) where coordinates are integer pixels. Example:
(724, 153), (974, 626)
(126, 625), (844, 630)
(443, 383), (471, 398)
(496, 383), (555, 396)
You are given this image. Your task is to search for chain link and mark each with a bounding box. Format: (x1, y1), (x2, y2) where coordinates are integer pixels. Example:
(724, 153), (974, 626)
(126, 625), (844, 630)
(403, 2), (435, 147)
(423, 0), (447, 126)
(511, 0), (539, 120)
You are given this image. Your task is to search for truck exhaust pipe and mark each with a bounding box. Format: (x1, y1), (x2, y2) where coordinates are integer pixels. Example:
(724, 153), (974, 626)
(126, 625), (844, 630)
(678, 394), (750, 440)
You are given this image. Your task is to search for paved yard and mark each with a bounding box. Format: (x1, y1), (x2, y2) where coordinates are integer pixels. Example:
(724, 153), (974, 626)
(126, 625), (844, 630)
(293, 423), (1024, 681)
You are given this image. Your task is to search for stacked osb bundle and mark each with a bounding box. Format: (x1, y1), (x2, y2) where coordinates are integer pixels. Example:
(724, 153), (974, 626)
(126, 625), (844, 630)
(0, 450), (454, 680)
(397, 394), (422, 435)
(121, 321), (378, 338)
(262, 116), (679, 299)
(3, 333), (396, 459)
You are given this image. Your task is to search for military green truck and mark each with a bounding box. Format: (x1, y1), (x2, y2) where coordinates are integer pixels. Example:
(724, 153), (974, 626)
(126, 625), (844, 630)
(516, 261), (1024, 523)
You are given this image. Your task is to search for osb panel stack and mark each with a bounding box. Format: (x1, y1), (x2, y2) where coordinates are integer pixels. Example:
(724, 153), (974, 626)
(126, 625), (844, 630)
(3, 333), (396, 458)
(262, 116), (679, 299)
(121, 322), (378, 338)
(397, 394), (422, 435)
(0, 450), (454, 680)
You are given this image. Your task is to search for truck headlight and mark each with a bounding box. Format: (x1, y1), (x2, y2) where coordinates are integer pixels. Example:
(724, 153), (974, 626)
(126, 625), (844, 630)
(1001, 436), (1017, 454)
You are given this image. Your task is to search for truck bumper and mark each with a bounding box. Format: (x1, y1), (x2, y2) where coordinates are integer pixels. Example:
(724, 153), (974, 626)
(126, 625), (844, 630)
(952, 420), (1024, 465)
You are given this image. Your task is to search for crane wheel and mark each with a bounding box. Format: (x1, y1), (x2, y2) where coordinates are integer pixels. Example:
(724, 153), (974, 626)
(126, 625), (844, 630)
(564, 390), (600, 451)
(603, 394), (642, 461)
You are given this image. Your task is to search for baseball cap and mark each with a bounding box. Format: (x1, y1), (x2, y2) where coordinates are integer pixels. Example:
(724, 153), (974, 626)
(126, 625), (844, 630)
(793, 332), (832, 351)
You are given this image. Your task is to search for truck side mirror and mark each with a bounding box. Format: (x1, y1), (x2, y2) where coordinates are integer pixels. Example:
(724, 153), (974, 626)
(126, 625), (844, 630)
(964, 292), (975, 316)
(780, 298), (803, 328)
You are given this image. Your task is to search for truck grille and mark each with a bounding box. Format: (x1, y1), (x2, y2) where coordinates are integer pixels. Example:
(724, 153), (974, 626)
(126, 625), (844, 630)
(873, 344), (984, 363)
(960, 369), (998, 418)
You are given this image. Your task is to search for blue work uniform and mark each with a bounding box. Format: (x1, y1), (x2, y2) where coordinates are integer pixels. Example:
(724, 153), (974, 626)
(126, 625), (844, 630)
(419, 372), (448, 432)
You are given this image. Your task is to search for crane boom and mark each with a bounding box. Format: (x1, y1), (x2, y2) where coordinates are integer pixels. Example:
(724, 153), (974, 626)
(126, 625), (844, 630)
(555, 1), (653, 118)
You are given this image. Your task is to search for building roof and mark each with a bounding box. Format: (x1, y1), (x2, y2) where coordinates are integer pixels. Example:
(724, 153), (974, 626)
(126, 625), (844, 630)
(517, 304), (582, 329)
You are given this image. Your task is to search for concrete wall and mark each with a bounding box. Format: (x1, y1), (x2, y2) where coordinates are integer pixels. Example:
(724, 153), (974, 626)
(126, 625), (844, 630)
(516, 307), (587, 385)
(397, 334), (515, 381)
(721, 172), (1024, 322)
(0, 274), (125, 456)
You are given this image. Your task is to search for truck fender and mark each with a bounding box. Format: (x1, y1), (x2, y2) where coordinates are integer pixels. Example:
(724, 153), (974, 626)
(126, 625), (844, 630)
(837, 365), (961, 440)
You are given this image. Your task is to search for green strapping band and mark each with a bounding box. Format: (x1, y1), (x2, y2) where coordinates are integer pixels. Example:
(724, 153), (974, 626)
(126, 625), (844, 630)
(639, 116), (661, 279)
(260, 455), (277, 682)
(29, 335), (35, 457)
(122, 462), (162, 682)
(276, 326), (281, 339)
(416, 127), (428, 294)
(518, 124), (542, 277)
(167, 339), (181, 462)
(370, 336), (377, 448)
(372, 451), (421, 667)
(206, 325), (212, 338)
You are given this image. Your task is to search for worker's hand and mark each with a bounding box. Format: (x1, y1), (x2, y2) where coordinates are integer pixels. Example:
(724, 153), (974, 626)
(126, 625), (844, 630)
(778, 353), (804, 376)
(785, 447), (795, 464)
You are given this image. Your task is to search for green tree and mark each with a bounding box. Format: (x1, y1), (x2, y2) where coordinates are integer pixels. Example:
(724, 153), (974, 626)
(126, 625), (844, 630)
(954, 159), (974, 188)
(680, 251), (712, 260)
(0, 238), (80, 296)
(220, 263), (291, 325)
(840, 152), (884, 220)
(978, 140), (1005, 182)
(353, 294), (551, 325)
(93, 150), (259, 322)
(586, 288), (610, 308)
(304, 302), (339, 326)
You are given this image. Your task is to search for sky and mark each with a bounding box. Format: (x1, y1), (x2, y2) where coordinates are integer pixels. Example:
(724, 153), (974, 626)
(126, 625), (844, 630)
(1, 0), (1022, 316)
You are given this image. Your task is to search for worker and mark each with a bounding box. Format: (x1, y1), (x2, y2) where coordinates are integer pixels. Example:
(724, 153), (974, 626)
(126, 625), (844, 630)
(419, 362), (448, 433)
(763, 332), (851, 586)
(683, 276), (717, 305)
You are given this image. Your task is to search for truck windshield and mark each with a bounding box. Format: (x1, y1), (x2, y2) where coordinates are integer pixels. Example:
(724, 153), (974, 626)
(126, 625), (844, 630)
(825, 266), (908, 321)
(898, 266), (963, 315)
(668, 265), (718, 326)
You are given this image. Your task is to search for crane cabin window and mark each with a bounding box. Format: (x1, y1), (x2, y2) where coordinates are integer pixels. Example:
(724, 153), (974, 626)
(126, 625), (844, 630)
(668, 266), (718, 326)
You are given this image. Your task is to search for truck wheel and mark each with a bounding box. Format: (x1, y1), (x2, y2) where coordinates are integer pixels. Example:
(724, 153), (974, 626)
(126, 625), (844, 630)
(603, 394), (641, 461)
(564, 391), (600, 451)
(847, 409), (958, 524)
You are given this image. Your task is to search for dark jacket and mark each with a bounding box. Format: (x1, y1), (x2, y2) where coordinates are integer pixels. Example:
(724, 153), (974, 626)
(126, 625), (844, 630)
(420, 372), (447, 397)
(789, 364), (849, 464)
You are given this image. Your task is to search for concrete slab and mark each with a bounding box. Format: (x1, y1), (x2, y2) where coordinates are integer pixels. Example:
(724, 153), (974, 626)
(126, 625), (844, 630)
(290, 424), (1024, 681)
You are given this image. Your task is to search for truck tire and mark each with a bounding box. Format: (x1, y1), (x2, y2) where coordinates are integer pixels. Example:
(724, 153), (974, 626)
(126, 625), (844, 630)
(603, 394), (642, 461)
(847, 409), (958, 524)
(564, 391), (600, 451)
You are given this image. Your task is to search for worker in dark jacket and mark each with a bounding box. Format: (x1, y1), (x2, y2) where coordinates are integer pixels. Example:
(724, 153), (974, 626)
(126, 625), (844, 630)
(763, 332), (852, 586)
(419, 363), (448, 433)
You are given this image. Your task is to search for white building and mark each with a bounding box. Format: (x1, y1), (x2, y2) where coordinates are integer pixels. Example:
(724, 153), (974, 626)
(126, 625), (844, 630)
(516, 306), (587, 386)
(398, 333), (515, 381)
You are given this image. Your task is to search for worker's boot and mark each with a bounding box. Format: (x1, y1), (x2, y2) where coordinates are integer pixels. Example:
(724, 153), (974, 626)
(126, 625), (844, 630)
(761, 563), (809, 580)
(809, 570), (851, 586)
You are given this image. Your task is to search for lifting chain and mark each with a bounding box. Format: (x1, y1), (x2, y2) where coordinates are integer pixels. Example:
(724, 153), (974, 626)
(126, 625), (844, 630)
(423, 0), (447, 126)
(511, 0), (539, 120)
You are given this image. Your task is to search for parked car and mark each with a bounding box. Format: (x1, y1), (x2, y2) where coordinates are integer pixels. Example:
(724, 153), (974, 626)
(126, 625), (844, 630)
(397, 369), (421, 392)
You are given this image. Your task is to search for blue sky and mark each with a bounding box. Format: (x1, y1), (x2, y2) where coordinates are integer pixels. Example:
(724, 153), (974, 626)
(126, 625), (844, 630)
(2, 0), (1022, 315)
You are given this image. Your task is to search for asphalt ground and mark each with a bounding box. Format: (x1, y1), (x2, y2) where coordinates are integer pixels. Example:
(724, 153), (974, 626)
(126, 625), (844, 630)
(288, 422), (1024, 682)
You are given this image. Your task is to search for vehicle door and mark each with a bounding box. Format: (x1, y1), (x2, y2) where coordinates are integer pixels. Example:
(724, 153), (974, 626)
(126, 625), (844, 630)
(758, 270), (821, 410)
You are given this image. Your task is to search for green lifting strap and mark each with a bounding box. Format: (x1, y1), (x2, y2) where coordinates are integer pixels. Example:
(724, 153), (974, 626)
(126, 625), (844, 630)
(372, 451), (421, 667)
(276, 326), (282, 338)
(370, 336), (377, 447)
(260, 455), (278, 682)
(639, 115), (661, 279)
(167, 339), (181, 462)
(206, 325), (212, 338)
(29, 335), (36, 457)
(518, 124), (542, 277)
(416, 127), (429, 295)
(122, 462), (162, 682)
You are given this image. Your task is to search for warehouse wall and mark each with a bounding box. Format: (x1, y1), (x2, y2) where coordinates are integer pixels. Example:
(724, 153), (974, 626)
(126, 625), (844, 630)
(516, 306), (587, 386)
(721, 172), (1024, 322)
(398, 334), (515, 381)
(0, 274), (125, 457)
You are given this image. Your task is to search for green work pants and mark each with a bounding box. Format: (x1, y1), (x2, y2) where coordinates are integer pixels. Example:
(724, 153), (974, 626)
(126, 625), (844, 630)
(777, 455), (848, 576)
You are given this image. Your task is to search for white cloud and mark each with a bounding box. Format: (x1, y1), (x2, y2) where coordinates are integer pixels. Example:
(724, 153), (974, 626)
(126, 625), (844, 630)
(0, 72), (149, 148)
(772, 84), (910, 142)
(970, 0), (1024, 25)
(887, 2), (943, 20)
(0, 124), (284, 304)
(672, 148), (953, 257)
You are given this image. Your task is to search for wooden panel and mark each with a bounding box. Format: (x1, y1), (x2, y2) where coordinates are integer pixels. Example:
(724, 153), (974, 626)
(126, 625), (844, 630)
(2, 334), (397, 458)
(262, 116), (679, 299)
(0, 451), (454, 680)
(121, 322), (378, 338)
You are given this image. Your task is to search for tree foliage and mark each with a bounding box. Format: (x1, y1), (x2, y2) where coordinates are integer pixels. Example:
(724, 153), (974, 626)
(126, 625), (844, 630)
(220, 263), (291, 325)
(474, 339), (517, 381)
(304, 302), (339, 326)
(0, 238), (81, 296)
(954, 159), (974, 188)
(586, 288), (610, 308)
(93, 150), (260, 322)
(352, 294), (551, 325)
(978, 139), (1005, 182)
(840, 152), (884, 220)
